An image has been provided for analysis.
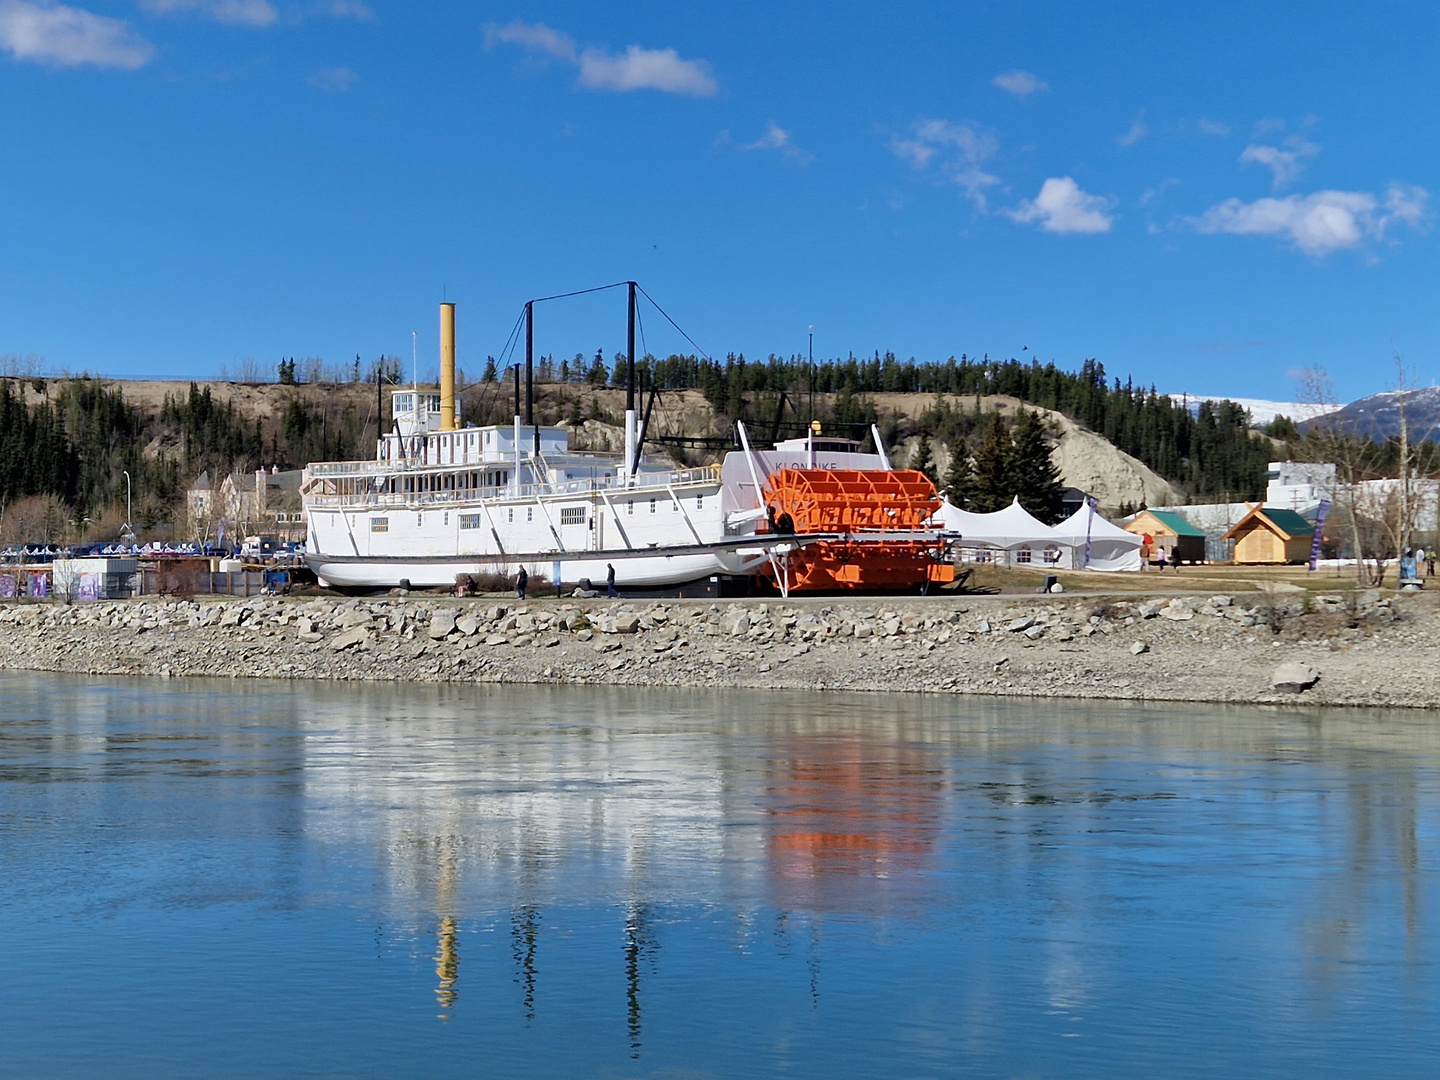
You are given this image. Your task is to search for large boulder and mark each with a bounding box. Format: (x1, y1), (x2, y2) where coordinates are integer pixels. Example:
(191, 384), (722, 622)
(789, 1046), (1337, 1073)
(428, 612), (457, 639)
(1272, 662), (1321, 693)
(330, 626), (371, 651)
(722, 610), (751, 637)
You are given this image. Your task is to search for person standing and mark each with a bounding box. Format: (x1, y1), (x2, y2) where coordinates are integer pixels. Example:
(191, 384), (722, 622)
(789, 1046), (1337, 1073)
(1156, 547), (1167, 573)
(516, 566), (528, 600)
(1429, 551), (1436, 578)
(606, 563), (617, 598)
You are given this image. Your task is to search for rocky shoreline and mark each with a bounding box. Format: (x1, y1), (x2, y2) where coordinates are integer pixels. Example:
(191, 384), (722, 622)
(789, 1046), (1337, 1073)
(4, 587), (1440, 708)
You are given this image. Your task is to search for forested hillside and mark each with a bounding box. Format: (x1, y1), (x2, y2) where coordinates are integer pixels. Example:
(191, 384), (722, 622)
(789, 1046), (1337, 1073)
(0, 378), (369, 538)
(1, 350), (1280, 540)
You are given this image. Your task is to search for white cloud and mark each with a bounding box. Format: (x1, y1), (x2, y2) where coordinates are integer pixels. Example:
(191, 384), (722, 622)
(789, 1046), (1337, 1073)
(1191, 184), (1429, 257)
(0, 0), (154, 68)
(889, 117), (1000, 208)
(734, 121), (811, 163)
(1116, 118), (1148, 146)
(1239, 136), (1320, 189)
(322, 0), (371, 18)
(484, 19), (575, 61)
(992, 69), (1047, 97)
(1139, 177), (1180, 205)
(141, 0), (278, 28)
(308, 64), (356, 92)
(486, 20), (716, 97)
(1197, 118), (1230, 136)
(1005, 177), (1115, 234)
(577, 44), (716, 96)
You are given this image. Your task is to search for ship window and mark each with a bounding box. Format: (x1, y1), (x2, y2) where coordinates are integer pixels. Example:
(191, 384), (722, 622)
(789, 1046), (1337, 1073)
(371, 517), (388, 533)
(649, 498), (657, 514)
(443, 512), (449, 526)
(459, 513), (482, 530)
(627, 500), (634, 516)
(696, 495), (703, 509)
(508, 508), (513, 523)
(560, 507), (586, 526)
(526, 507), (533, 522)
(417, 513), (423, 527)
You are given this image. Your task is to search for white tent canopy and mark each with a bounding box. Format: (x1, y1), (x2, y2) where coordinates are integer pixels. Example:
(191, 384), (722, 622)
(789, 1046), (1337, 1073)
(939, 497), (1141, 571)
(940, 497), (1073, 568)
(942, 497), (1054, 549)
(1051, 503), (1142, 572)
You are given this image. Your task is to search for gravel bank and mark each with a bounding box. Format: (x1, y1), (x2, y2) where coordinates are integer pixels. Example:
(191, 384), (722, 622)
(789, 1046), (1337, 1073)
(1, 589), (1436, 707)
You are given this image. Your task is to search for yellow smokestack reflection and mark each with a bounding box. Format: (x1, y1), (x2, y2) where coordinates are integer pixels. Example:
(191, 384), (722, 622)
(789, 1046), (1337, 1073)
(439, 302), (456, 432)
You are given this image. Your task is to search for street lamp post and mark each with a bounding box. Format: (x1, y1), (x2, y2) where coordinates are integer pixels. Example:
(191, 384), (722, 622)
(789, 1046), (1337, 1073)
(808, 326), (814, 426)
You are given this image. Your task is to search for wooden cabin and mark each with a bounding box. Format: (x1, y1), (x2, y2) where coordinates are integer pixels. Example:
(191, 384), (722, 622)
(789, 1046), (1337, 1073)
(1222, 506), (1315, 565)
(1123, 509), (1207, 565)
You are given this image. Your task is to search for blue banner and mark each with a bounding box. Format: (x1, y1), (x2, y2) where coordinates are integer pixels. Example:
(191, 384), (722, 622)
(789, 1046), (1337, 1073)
(1308, 500), (1331, 571)
(1084, 497), (1097, 570)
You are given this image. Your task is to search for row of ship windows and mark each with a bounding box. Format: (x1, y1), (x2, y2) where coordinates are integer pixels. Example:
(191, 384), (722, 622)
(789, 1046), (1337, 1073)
(368, 496), (705, 534)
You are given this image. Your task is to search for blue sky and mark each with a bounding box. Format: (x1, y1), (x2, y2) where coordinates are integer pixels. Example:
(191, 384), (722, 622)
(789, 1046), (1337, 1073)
(1, 1), (1437, 401)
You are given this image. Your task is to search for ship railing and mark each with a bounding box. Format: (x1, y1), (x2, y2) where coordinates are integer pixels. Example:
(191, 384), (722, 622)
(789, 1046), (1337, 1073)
(304, 464), (724, 510)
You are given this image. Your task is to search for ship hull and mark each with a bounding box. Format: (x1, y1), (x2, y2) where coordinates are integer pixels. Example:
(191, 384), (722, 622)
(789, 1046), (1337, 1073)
(305, 548), (768, 590)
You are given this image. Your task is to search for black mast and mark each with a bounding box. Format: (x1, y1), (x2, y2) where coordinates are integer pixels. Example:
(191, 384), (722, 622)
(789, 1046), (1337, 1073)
(525, 300), (538, 455)
(627, 282), (636, 417)
(626, 282), (636, 478)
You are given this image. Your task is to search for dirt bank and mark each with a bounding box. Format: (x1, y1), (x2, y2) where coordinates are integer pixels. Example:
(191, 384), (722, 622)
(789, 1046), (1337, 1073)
(2, 588), (1437, 708)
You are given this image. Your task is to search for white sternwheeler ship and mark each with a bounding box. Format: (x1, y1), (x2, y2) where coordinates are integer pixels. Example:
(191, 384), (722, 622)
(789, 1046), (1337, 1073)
(301, 285), (955, 595)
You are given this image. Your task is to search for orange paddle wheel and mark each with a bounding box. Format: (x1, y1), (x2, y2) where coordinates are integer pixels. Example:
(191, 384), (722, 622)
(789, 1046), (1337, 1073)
(760, 467), (955, 591)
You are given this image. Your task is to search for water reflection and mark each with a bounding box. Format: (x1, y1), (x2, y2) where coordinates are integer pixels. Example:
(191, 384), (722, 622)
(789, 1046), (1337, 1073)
(2, 674), (1439, 1078)
(763, 732), (945, 913)
(434, 915), (458, 1016)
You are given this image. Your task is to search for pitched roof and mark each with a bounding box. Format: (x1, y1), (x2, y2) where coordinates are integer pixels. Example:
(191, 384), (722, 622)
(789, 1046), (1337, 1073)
(1258, 507), (1315, 537)
(1221, 505), (1315, 541)
(1140, 509), (1206, 538)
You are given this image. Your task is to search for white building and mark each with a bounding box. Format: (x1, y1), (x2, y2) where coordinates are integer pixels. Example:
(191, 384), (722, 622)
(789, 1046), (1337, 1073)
(1266, 461), (1336, 511)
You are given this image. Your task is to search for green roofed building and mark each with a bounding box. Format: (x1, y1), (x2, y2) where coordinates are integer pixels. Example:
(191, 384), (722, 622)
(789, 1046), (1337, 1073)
(1122, 509), (1208, 565)
(1222, 505), (1316, 565)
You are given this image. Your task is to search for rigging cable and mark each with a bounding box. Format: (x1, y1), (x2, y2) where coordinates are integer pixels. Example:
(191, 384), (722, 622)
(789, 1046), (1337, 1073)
(635, 283), (712, 361)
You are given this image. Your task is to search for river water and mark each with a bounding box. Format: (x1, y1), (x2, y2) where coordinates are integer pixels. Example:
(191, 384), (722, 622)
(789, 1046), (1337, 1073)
(1, 673), (1437, 1078)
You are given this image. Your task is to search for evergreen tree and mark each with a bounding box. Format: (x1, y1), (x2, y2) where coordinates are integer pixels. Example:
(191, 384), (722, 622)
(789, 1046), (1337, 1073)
(910, 433), (936, 483)
(970, 413), (1013, 512)
(1009, 409), (1066, 523)
(481, 357), (498, 383)
(943, 445), (975, 508)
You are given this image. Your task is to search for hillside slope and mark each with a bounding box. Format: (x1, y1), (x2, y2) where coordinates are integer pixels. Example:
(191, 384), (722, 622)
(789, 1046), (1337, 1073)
(1309, 386), (1440, 441)
(882, 395), (1182, 510)
(4, 377), (1183, 519)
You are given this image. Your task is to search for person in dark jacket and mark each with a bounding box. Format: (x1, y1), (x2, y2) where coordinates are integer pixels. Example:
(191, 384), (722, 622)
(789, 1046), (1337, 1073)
(607, 563), (617, 598)
(516, 566), (528, 599)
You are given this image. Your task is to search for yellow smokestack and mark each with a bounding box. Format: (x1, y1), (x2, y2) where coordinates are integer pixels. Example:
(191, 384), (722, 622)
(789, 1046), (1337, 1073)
(439, 302), (456, 431)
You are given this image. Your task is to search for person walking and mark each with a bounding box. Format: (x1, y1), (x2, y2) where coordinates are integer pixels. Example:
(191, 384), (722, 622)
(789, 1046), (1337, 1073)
(1156, 547), (1167, 573)
(606, 563), (617, 598)
(1429, 551), (1436, 578)
(515, 566), (528, 600)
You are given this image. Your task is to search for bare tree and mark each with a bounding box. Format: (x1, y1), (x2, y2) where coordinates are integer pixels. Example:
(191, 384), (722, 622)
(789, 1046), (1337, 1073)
(1299, 368), (1383, 584)
(1299, 360), (1440, 586)
(0, 353), (44, 378)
